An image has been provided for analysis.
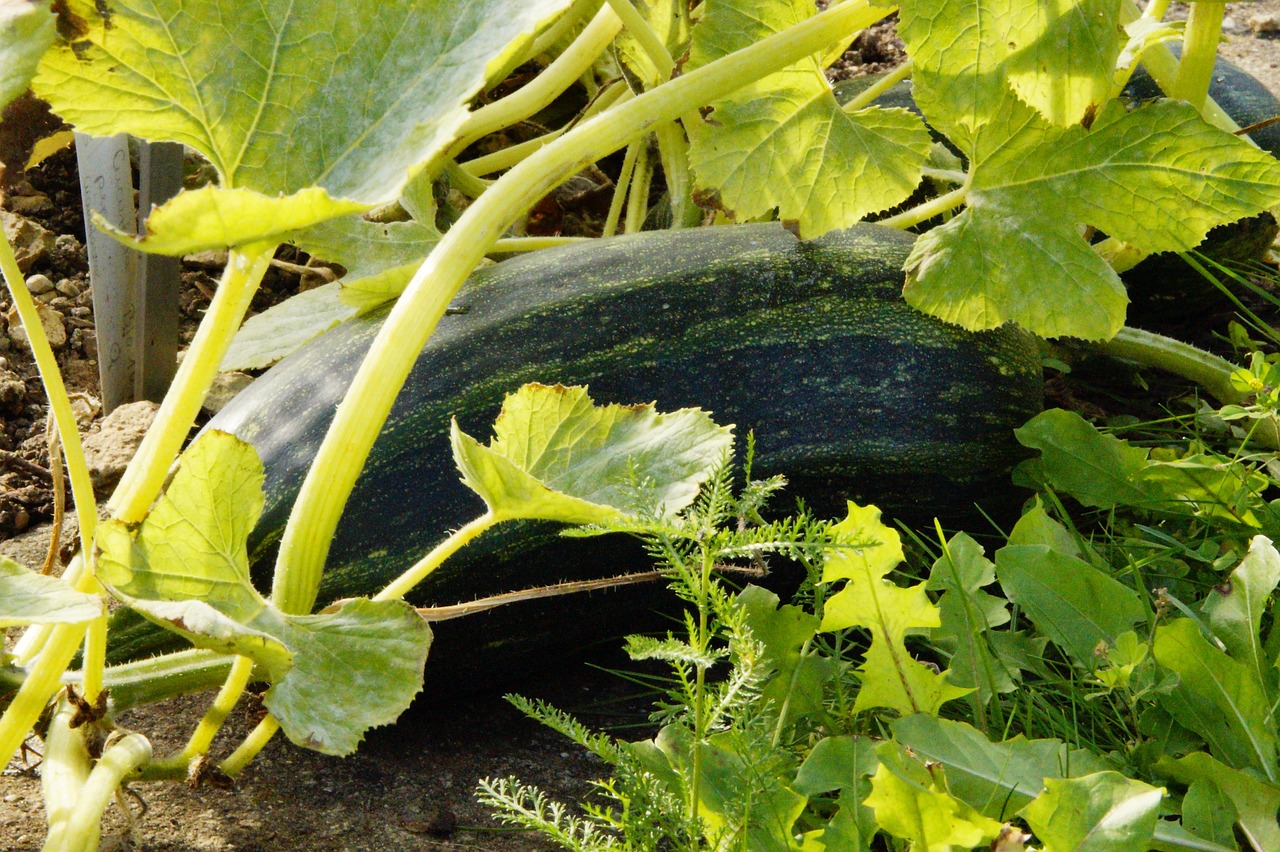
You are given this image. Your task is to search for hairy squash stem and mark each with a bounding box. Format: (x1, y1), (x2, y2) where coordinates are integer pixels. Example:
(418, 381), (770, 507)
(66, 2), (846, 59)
(1172, 1), (1227, 109)
(603, 139), (642, 236)
(374, 512), (497, 601)
(842, 59), (914, 114)
(271, 0), (888, 616)
(483, 0), (601, 92)
(221, 715), (279, 777)
(0, 235), (97, 563)
(40, 700), (93, 851)
(0, 234), (109, 768)
(624, 141), (654, 233)
(603, 0), (702, 228)
(108, 245), (274, 524)
(449, 3), (623, 160)
(1092, 326), (1280, 450)
(167, 656), (256, 767)
(49, 732), (152, 851)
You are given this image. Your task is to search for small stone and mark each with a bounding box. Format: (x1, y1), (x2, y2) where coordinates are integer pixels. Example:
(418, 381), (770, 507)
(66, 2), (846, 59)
(6, 302), (67, 349)
(0, 367), (25, 413)
(55, 278), (81, 297)
(24, 273), (54, 295)
(79, 329), (98, 361)
(48, 296), (71, 311)
(82, 400), (160, 498)
(7, 192), (52, 216)
(1, 210), (55, 273)
(202, 371), (254, 416)
(54, 234), (82, 254)
(1249, 13), (1280, 33)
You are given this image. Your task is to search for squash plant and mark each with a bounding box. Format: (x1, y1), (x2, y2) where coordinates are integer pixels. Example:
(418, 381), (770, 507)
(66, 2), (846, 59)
(1, 0), (1279, 846)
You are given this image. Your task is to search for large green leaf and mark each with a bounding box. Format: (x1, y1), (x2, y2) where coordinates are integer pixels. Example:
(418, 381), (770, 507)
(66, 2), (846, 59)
(0, 556), (102, 628)
(0, 1), (55, 113)
(1157, 752), (1280, 851)
(686, 0), (929, 236)
(1152, 618), (1277, 777)
(1019, 771), (1164, 852)
(36, 0), (569, 246)
(906, 98), (1280, 339)
(896, 0), (1040, 150)
(1005, 0), (1123, 126)
(865, 741), (1004, 852)
(452, 383), (733, 523)
(890, 715), (1112, 819)
(96, 431), (430, 755)
(995, 543), (1146, 669)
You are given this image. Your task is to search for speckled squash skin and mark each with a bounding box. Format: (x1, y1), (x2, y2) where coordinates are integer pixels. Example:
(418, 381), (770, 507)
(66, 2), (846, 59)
(110, 223), (1044, 682)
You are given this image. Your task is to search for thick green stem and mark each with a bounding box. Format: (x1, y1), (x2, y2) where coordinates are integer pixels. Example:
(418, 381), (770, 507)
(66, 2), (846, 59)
(603, 139), (642, 237)
(46, 733), (152, 852)
(842, 59), (913, 113)
(1171, 2), (1226, 110)
(1120, 1), (1236, 133)
(876, 185), (968, 230)
(1089, 327), (1280, 449)
(108, 244), (274, 524)
(174, 656), (254, 762)
(484, 0), (602, 92)
(221, 715), (279, 777)
(450, 4), (623, 158)
(374, 512), (497, 602)
(624, 140), (654, 234)
(0, 229), (97, 557)
(492, 236), (592, 253)
(0, 622), (88, 768)
(100, 649), (233, 713)
(40, 700), (93, 852)
(271, 0), (886, 616)
(1094, 326), (1242, 406)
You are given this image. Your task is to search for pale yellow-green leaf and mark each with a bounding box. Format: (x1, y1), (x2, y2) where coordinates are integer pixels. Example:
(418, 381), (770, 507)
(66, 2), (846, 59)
(866, 744), (1005, 852)
(0, 0), (55, 112)
(687, 0), (929, 236)
(106, 186), (370, 256)
(221, 282), (359, 372)
(1005, 0), (1123, 126)
(35, 0), (572, 205)
(452, 383), (733, 523)
(0, 555), (102, 628)
(95, 430), (430, 756)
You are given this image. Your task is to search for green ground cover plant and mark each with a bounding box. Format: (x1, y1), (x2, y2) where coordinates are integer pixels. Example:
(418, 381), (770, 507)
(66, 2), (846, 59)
(1, 0), (1279, 847)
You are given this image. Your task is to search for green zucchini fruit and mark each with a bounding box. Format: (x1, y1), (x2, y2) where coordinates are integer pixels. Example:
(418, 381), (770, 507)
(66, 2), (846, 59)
(108, 223), (1043, 682)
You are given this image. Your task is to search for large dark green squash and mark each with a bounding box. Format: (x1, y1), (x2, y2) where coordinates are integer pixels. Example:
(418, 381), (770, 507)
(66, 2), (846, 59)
(109, 223), (1043, 681)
